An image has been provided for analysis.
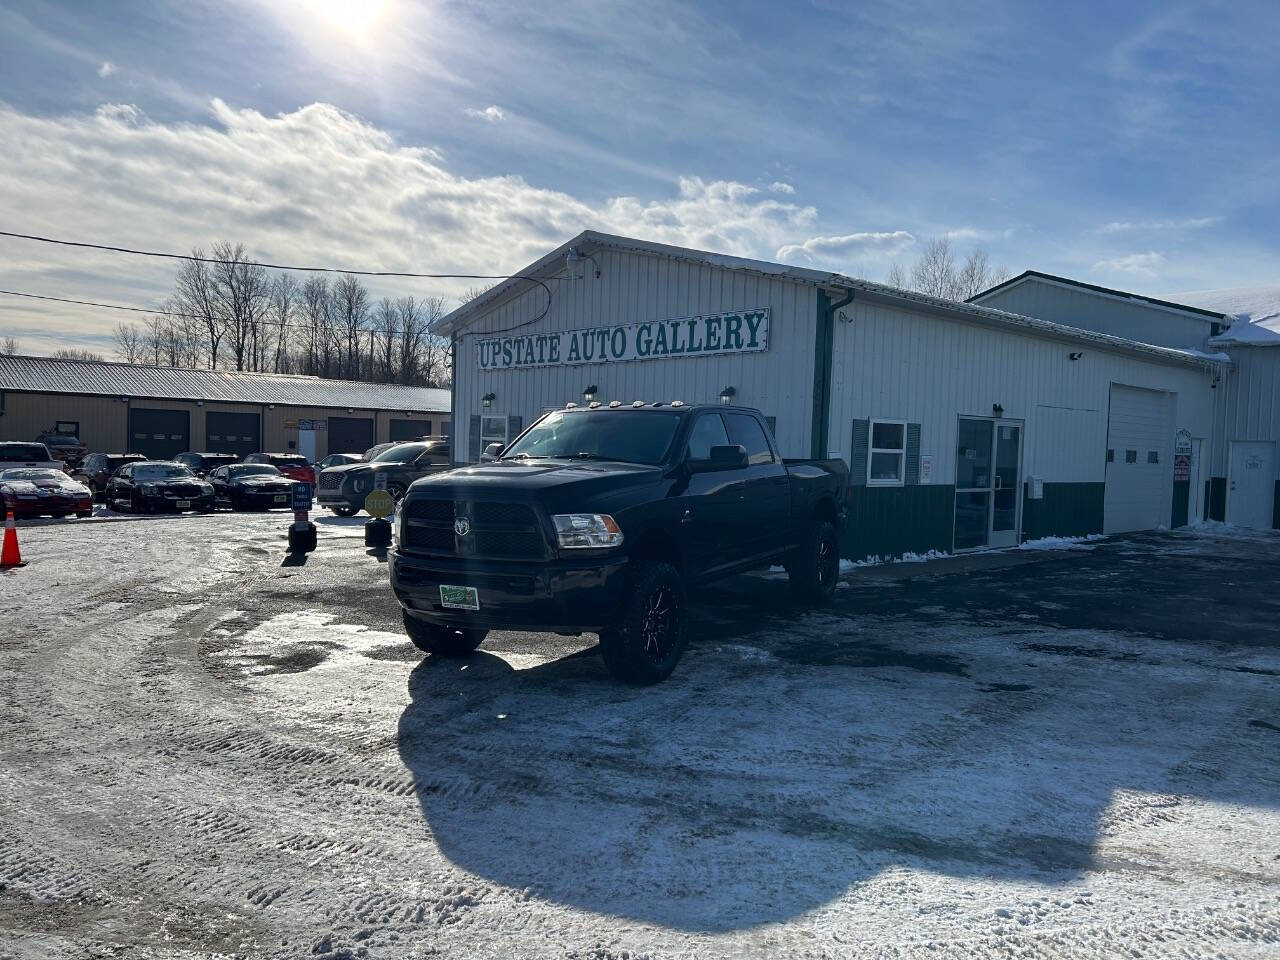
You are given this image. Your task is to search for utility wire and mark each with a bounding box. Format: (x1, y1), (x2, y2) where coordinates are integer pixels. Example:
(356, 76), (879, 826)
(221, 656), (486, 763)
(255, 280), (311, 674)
(0, 227), (565, 332)
(2, 288), (317, 330)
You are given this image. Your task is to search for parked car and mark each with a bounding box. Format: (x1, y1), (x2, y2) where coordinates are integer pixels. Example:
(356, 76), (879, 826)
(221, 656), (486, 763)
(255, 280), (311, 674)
(0, 476), (44, 519)
(318, 440), (451, 516)
(105, 461), (215, 514)
(207, 464), (297, 511)
(317, 453), (362, 470)
(362, 442), (398, 461)
(175, 452), (241, 477)
(390, 405), (850, 684)
(0, 467), (93, 518)
(0, 441), (62, 471)
(72, 453), (148, 500)
(243, 453), (316, 486)
(35, 431), (88, 468)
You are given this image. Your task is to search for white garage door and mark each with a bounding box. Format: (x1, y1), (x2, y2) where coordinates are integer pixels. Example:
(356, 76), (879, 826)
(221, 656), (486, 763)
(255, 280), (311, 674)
(1104, 385), (1173, 534)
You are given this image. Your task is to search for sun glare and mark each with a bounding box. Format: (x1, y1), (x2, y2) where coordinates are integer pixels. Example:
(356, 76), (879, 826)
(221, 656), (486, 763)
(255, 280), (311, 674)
(305, 0), (392, 41)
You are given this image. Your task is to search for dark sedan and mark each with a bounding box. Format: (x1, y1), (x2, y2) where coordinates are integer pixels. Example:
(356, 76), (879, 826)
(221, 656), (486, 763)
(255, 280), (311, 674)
(106, 461), (215, 514)
(175, 452), (241, 477)
(0, 468), (94, 518)
(207, 464), (297, 511)
(73, 453), (147, 500)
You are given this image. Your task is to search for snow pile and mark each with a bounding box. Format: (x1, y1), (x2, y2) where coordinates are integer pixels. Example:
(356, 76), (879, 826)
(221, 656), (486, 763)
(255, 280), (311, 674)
(1166, 284), (1280, 346)
(850, 549), (951, 567)
(1018, 534), (1105, 551)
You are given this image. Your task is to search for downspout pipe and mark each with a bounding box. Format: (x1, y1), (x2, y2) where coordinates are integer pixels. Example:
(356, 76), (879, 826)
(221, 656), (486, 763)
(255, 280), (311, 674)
(811, 287), (854, 459)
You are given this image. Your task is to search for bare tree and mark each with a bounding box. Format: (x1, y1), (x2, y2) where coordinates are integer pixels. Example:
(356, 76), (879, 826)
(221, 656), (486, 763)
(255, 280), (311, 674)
(954, 249), (1010, 301)
(373, 298), (399, 382)
(268, 273), (299, 373)
(174, 250), (223, 368)
(910, 237), (959, 299)
(458, 284), (493, 306)
(52, 347), (105, 361)
(112, 322), (145, 363)
(332, 274), (369, 379)
(299, 275), (331, 376)
(884, 262), (908, 290)
(209, 241), (271, 371)
(0, 335), (18, 355)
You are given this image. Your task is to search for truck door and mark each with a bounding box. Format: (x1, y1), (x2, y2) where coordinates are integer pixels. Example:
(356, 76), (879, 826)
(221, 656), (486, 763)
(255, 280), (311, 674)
(724, 412), (791, 561)
(678, 412), (746, 580)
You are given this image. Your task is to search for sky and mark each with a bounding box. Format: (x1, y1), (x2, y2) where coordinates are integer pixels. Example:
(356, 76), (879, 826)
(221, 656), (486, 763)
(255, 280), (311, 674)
(0, 0), (1277, 356)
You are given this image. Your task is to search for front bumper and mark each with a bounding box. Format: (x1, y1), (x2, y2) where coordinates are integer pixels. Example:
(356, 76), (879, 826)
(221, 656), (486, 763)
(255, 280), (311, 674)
(234, 488), (296, 508)
(140, 493), (215, 512)
(389, 548), (629, 634)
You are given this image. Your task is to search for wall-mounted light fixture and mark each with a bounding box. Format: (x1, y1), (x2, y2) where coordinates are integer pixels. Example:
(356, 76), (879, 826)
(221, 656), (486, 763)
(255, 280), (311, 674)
(719, 385), (736, 405)
(482, 392), (496, 409)
(582, 384), (598, 403)
(564, 245), (601, 279)
(992, 403), (1004, 417)
(119, 396), (130, 403)
(1069, 351), (1083, 361)
(268, 404), (276, 410)
(196, 400), (204, 407)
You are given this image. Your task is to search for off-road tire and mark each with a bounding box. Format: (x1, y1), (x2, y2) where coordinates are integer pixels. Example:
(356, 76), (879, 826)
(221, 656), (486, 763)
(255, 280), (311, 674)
(787, 519), (840, 605)
(330, 504), (358, 517)
(599, 562), (687, 685)
(402, 613), (487, 657)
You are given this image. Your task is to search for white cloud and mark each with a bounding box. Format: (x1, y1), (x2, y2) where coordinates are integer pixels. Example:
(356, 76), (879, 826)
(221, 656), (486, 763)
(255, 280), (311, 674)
(0, 100), (819, 349)
(1099, 217), (1222, 234)
(97, 61), (115, 78)
(776, 231), (916, 267)
(768, 181), (795, 194)
(464, 105), (506, 123)
(1093, 251), (1166, 275)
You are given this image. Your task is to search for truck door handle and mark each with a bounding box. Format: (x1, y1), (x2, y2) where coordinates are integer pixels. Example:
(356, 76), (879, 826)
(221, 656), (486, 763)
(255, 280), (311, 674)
(682, 509), (693, 523)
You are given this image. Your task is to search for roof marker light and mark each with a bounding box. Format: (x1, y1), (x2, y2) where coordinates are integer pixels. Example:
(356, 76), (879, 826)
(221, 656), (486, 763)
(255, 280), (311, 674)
(671, 400), (684, 407)
(589, 401), (601, 409)
(608, 400), (621, 408)
(632, 400), (644, 408)
(565, 402), (578, 409)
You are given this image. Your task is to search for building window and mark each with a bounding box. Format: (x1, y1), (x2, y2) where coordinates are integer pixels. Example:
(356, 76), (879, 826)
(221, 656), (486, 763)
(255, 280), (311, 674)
(1147, 450), (1159, 464)
(1126, 450), (1138, 463)
(1107, 448), (1114, 463)
(55, 420), (80, 436)
(481, 415), (508, 448)
(868, 419), (906, 485)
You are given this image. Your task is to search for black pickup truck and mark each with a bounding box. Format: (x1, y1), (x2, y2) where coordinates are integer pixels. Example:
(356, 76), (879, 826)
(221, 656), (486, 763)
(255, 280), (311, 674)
(389, 403), (849, 684)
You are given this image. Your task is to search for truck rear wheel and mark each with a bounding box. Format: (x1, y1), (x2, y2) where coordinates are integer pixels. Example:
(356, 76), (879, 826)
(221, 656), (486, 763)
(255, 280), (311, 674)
(402, 612), (487, 657)
(330, 504), (358, 517)
(599, 562), (687, 685)
(788, 519), (840, 605)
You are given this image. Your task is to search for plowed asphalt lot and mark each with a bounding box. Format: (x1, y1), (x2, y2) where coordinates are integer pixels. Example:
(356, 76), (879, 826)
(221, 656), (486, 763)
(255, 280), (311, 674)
(1, 511), (1277, 959)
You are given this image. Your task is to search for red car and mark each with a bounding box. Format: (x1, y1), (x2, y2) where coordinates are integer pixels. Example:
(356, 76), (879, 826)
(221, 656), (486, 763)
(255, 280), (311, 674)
(0, 468), (93, 518)
(243, 453), (316, 486)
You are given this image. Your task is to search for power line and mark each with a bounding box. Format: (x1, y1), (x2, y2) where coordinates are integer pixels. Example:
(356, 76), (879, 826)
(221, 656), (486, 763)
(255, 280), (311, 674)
(0, 228), (560, 335)
(1, 288), (304, 330)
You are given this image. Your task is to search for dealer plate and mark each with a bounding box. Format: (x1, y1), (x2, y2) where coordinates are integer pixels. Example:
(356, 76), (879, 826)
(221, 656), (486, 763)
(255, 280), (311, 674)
(273, 495), (288, 503)
(176, 500), (191, 509)
(440, 584), (480, 610)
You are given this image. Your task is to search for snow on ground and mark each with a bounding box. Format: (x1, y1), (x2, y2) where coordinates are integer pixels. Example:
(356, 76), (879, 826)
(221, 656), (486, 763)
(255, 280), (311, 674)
(1018, 534), (1106, 551)
(1, 513), (1277, 958)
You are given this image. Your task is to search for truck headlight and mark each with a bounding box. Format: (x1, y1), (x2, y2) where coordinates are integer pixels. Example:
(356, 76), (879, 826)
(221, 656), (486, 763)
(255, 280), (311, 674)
(200, 483), (214, 495)
(552, 513), (623, 549)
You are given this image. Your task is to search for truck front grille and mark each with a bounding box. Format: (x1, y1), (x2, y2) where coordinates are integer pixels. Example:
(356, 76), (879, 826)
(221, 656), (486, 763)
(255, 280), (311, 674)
(402, 498), (547, 559)
(318, 472), (343, 490)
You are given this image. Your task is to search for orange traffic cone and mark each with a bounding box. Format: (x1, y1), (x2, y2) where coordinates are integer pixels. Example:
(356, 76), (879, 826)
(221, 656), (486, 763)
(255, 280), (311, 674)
(1, 510), (24, 568)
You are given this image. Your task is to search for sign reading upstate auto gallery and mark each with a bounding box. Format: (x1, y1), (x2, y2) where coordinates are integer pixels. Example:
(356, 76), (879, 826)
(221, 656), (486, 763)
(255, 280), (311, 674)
(476, 308), (770, 370)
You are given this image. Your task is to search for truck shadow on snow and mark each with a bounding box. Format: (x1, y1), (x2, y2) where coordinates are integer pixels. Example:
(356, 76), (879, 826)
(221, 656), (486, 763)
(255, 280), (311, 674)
(394, 553), (1279, 932)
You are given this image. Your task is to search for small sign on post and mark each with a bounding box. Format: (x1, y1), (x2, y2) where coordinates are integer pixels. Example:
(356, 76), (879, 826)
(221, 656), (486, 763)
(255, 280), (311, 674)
(288, 482), (317, 554)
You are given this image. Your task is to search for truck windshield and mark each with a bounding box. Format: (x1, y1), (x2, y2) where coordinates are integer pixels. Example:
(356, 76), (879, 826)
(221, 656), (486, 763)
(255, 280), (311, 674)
(502, 410), (681, 465)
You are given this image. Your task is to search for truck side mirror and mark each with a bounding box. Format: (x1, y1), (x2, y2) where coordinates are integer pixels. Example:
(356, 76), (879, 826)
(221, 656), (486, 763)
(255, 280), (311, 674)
(482, 442), (505, 461)
(688, 444), (748, 473)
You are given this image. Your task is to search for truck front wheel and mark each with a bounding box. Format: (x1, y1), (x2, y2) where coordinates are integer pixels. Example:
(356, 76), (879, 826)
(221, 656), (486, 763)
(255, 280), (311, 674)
(788, 519), (840, 605)
(599, 562), (687, 685)
(402, 613), (487, 657)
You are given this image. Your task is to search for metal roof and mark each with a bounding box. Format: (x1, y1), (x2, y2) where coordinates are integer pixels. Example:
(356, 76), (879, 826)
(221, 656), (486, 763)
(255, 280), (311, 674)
(0, 354), (451, 411)
(434, 231), (1230, 371)
(969, 270), (1230, 322)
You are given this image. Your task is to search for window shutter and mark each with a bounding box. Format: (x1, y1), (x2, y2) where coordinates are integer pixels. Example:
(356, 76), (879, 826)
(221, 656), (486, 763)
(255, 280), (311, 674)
(507, 415), (523, 442)
(468, 414), (481, 462)
(905, 422), (922, 484)
(850, 418), (869, 486)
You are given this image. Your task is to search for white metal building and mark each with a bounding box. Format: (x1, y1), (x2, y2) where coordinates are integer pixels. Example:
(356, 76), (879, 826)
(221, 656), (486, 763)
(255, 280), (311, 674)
(435, 232), (1227, 559)
(974, 273), (1277, 530)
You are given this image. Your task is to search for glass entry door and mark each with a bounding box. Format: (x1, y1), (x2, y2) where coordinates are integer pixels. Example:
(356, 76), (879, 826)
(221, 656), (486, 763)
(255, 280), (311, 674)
(954, 418), (1024, 550)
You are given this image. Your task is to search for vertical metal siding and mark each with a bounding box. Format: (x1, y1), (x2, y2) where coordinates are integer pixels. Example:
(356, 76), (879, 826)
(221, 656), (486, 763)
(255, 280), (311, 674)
(827, 299), (1216, 492)
(1220, 347), (1280, 453)
(452, 248), (819, 461)
(977, 280), (1215, 351)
